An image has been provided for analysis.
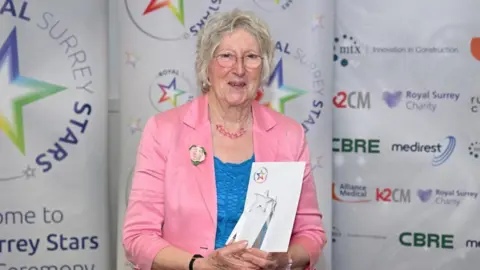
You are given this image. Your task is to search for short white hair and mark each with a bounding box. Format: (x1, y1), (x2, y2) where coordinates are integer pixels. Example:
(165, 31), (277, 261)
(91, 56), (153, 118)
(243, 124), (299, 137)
(195, 8), (275, 93)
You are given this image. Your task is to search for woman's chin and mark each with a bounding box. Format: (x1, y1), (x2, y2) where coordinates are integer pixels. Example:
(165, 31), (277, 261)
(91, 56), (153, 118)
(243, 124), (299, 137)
(224, 91), (250, 106)
(225, 97), (248, 106)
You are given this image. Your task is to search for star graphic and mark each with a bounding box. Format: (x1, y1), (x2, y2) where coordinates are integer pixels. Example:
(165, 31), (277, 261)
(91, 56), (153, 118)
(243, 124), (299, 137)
(125, 51), (139, 68)
(129, 118), (142, 134)
(274, 0), (281, 4)
(312, 15), (324, 31)
(157, 77), (185, 107)
(254, 167), (268, 182)
(0, 27), (67, 155)
(256, 171), (266, 181)
(143, 0), (185, 25)
(257, 58), (307, 114)
(22, 165), (36, 179)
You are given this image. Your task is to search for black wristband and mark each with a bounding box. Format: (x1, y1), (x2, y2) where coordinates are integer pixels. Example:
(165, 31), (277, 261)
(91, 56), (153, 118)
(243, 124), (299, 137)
(188, 254), (204, 270)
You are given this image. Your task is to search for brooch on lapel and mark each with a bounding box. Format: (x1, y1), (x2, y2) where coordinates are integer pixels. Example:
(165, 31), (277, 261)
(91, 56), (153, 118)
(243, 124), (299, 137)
(189, 145), (206, 166)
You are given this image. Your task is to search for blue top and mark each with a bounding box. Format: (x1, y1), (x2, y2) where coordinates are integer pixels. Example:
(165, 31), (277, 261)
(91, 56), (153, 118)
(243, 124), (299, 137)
(213, 155), (254, 249)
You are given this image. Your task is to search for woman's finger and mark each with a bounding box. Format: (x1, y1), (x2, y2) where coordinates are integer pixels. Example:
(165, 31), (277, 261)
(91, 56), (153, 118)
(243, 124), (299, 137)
(242, 251), (273, 268)
(217, 240), (248, 256)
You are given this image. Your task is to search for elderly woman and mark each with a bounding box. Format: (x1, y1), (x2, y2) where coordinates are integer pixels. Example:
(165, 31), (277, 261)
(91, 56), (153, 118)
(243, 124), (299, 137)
(122, 9), (327, 270)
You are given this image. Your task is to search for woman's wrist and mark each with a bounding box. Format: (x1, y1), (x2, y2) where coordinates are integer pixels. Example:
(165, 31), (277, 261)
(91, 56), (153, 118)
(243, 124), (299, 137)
(285, 252), (293, 269)
(192, 257), (208, 270)
(287, 244), (310, 269)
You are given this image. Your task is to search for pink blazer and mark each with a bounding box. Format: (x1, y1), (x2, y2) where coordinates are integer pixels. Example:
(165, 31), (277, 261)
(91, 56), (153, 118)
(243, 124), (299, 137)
(122, 94), (327, 270)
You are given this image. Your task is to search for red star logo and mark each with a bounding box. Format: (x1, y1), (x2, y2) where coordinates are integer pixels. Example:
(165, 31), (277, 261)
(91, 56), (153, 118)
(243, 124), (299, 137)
(155, 78), (185, 106)
(158, 83), (170, 103)
(143, 0), (169, 15)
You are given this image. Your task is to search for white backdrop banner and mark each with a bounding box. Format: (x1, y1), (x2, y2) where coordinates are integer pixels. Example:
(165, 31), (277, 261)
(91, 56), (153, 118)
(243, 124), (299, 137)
(117, 1), (332, 269)
(0, 0), (110, 269)
(332, 0), (480, 269)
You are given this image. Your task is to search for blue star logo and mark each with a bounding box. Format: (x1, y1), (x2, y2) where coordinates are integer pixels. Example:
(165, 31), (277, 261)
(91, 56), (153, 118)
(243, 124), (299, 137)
(257, 58), (307, 114)
(157, 77), (185, 107)
(0, 27), (67, 154)
(254, 167), (268, 183)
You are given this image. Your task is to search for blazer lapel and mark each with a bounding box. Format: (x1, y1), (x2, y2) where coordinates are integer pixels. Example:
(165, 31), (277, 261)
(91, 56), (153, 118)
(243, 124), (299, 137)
(183, 95), (217, 226)
(252, 100), (278, 162)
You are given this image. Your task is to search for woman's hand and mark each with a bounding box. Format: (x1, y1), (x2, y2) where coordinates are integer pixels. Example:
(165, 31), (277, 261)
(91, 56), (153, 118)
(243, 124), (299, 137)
(241, 248), (292, 270)
(194, 241), (261, 270)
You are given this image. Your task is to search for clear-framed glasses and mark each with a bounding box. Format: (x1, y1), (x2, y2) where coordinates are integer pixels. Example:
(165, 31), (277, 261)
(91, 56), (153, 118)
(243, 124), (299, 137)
(214, 53), (263, 69)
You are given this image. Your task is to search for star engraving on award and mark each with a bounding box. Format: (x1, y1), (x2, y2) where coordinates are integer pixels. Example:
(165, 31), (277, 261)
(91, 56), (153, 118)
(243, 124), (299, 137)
(250, 190), (277, 213)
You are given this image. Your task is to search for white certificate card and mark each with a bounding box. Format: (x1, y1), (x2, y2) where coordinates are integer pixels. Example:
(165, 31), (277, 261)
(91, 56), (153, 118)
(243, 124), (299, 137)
(226, 161), (305, 252)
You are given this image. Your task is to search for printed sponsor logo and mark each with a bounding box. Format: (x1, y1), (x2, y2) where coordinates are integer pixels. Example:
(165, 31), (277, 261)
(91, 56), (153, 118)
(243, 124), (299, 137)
(390, 136), (456, 167)
(376, 188), (411, 203)
(333, 91), (371, 109)
(466, 239), (480, 248)
(399, 232), (454, 249)
(471, 96), (480, 113)
(468, 141), (480, 159)
(333, 34), (459, 68)
(333, 138), (381, 154)
(333, 34), (362, 67)
(332, 183), (370, 203)
(417, 188), (478, 207)
(382, 90), (460, 112)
